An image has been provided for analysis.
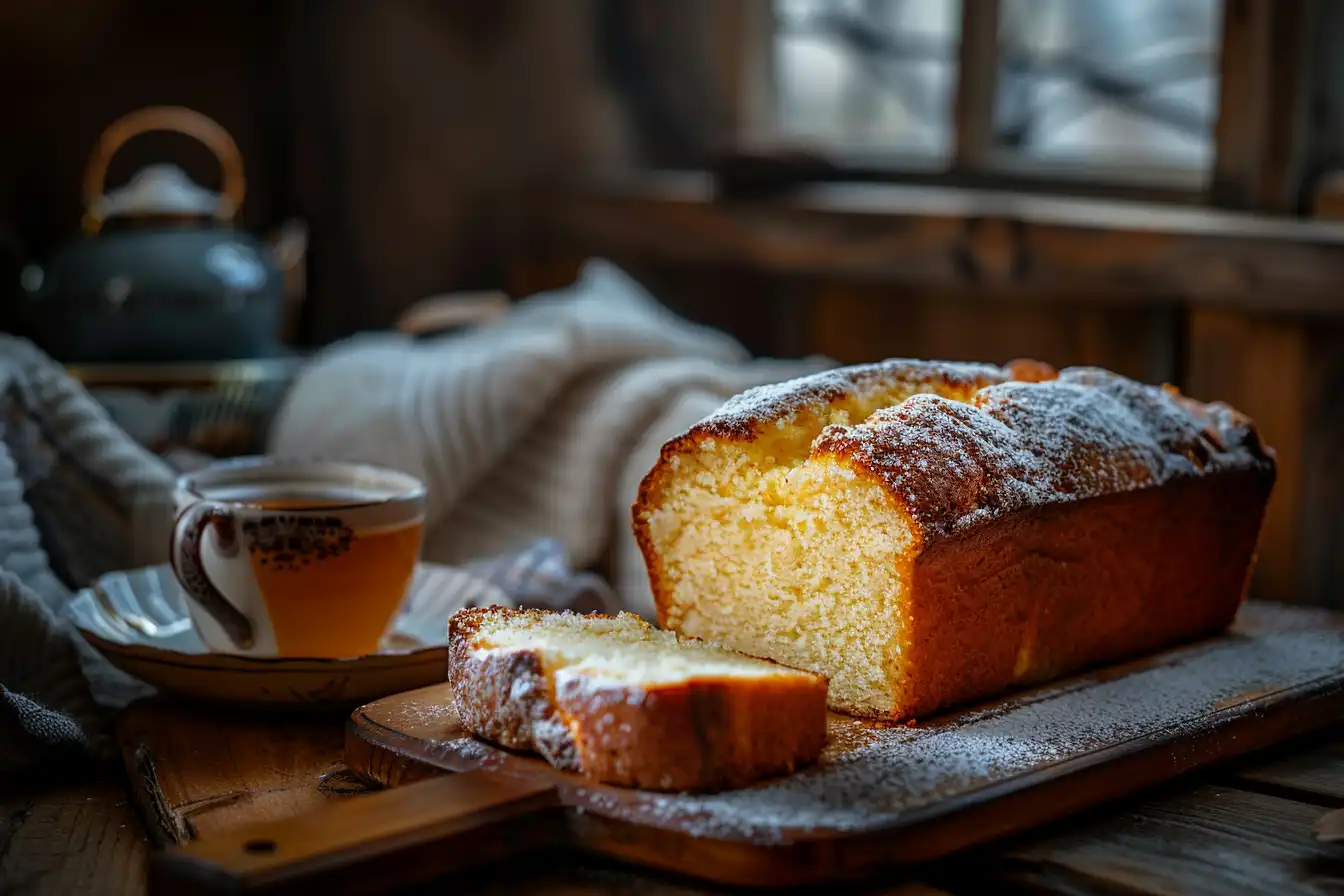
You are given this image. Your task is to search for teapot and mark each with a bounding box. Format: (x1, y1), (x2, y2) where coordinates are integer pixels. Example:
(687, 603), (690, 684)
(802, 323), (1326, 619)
(21, 106), (287, 364)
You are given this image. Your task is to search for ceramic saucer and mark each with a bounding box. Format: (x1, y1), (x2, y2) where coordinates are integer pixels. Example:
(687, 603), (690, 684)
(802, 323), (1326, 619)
(66, 562), (503, 710)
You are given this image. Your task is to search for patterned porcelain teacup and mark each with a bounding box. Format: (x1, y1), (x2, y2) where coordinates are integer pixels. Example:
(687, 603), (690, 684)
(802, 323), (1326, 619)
(170, 457), (426, 658)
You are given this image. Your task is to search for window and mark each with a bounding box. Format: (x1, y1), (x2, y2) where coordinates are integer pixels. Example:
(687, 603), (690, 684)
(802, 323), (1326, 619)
(996, 0), (1220, 171)
(773, 0), (1224, 182)
(775, 0), (961, 156)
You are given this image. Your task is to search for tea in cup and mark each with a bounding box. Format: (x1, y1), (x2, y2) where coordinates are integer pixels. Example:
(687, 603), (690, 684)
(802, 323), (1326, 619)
(170, 457), (426, 658)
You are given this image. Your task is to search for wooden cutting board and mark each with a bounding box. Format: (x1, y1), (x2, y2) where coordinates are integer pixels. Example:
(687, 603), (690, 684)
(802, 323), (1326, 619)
(150, 602), (1344, 893)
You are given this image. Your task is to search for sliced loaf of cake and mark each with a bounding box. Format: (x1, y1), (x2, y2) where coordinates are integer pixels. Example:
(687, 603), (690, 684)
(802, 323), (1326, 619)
(447, 607), (829, 792)
(632, 359), (1276, 721)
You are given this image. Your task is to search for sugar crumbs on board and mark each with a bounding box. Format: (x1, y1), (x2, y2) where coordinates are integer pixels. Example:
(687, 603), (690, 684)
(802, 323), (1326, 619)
(559, 619), (1344, 844)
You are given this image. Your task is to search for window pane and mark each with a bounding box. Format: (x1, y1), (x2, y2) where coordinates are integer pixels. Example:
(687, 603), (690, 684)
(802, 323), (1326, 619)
(996, 0), (1222, 172)
(774, 0), (961, 156)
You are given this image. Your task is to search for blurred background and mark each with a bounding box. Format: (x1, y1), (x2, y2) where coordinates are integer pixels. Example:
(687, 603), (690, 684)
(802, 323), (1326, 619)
(0, 0), (1340, 607)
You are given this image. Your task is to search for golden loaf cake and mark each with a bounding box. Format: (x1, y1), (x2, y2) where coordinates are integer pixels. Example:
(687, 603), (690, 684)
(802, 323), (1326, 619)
(631, 359), (1276, 721)
(447, 607), (829, 791)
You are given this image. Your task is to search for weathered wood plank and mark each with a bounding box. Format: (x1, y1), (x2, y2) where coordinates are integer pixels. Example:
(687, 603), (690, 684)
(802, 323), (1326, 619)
(400, 863), (955, 895)
(1233, 736), (1344, 804)
(966, 785), (1344, 896)
(1238, 319), (1308, 605)
(504, 255), (583, 303)
(1297, 322), (1344, 609)
(0, 772), (951, 896)
(1294, 173), (1344, 609)
(116, 698), (357, 846)
(1312, 171), (1344, 219)
(115, 696), (961, 894)
(809, 285), (1178, 385)
(542, 175), (1344, 315)
(0, 775), (148, 896)
(1185, 311), (1306, 604)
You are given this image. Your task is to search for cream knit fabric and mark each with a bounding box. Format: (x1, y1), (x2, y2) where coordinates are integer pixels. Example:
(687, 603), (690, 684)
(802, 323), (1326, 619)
(268, 260), (834, 617)
(0, 336), (176, 770)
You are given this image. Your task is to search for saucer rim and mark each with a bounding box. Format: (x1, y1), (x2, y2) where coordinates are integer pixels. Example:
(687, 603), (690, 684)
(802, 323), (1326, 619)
(79, 629), (449, 710)
(68, 560), (463, 665)
(77, 627), (450, 671)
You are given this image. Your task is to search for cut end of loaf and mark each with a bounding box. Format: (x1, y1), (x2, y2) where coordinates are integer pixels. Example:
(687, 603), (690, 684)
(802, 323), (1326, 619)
(632, 375), (961, 718)
(641, 451), (915, 717)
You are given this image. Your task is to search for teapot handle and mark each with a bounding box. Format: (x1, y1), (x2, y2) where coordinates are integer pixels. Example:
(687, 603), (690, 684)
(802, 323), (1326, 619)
(82, 105), (246, 233)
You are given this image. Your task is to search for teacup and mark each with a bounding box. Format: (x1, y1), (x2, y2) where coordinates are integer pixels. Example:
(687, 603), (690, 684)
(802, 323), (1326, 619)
(169, 457), (426, 658)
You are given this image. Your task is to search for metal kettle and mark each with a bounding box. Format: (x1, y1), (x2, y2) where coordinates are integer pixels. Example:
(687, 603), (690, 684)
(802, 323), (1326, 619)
(22, 106), (287, 364)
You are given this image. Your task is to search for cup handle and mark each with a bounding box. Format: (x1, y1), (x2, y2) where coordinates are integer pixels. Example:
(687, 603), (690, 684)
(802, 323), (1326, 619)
(169, 500), (255, 650)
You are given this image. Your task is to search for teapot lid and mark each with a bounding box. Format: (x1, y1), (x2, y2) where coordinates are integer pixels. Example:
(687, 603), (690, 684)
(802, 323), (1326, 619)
(82, 107), (246, 233)
(93, 163), (225, 221)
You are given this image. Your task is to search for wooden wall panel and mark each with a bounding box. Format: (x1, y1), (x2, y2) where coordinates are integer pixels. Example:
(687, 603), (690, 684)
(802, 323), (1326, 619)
(0, 0), (651, 345)
(541, 177), (1344, 316)
(809, 287), (1180, 386)
(1298, 323), (1344, 607)
(0, 0), (290, 257)
(1186, 311), (1308, 604)
(292, 0), (636, 342)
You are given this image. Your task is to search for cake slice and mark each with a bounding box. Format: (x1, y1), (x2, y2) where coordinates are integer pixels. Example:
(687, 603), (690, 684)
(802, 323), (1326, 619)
(446, 607), (829, 792)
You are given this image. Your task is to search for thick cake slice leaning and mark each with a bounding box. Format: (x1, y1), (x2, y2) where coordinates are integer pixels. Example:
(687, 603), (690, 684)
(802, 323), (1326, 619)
(632, 358), (1277, 721)
(446, 607), (829, 792)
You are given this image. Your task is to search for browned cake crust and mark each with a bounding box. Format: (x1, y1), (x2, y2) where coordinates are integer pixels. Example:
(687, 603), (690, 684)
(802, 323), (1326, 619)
(632, 359), (1277, 721)
(447, 607), (830, 792)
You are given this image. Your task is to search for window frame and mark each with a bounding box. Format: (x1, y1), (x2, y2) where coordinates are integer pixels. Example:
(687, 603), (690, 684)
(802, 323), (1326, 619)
(720, 0), (1325, 214)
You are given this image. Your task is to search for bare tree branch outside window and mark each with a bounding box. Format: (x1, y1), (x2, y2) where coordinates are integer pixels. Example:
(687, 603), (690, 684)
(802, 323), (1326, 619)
(775, 0), (1221, 173)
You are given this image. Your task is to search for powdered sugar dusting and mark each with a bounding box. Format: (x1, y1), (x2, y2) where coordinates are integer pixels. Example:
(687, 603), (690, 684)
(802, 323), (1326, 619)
(664, 358), (1271, 538)
(817, 365), (1272, 537)
(419, 605), (1344, 844)
(696, 358), (1009, 440)
(448, 738), (493, 761)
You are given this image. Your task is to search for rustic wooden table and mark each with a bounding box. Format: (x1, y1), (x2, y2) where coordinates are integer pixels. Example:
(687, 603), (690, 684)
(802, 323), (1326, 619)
(5, 702), (1344, 895)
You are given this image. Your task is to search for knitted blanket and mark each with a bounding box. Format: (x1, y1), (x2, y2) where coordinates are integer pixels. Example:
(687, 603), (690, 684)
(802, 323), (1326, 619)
(0, 336), (176, 771)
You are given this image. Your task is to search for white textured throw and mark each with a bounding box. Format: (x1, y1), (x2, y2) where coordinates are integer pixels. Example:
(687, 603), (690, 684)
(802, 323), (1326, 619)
(269, 260), (833, 617)
(0, 336), (177, 771)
